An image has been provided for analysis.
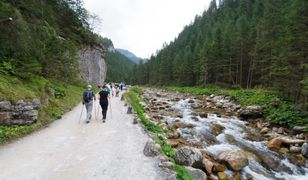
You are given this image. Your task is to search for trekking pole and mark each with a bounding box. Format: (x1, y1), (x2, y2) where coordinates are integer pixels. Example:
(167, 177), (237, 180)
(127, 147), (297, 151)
(109, 99), (112, 119)
(79, 103), (84, 124)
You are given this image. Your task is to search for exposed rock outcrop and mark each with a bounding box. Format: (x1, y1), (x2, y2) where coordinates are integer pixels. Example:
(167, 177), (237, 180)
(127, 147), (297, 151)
(143, 140), (161, 157)
(218, 150), (248, 171)
(174, 146), (203, 169)
(0, 99), (40, 125)
(78, 46), (106, 85)
(185, 166), (207, 180)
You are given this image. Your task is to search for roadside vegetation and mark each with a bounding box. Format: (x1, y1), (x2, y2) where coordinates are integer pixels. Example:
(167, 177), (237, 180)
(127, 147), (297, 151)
(166, 86), (308, 129)
(0, 74), (85, 144)
(124, 87), (192, 180)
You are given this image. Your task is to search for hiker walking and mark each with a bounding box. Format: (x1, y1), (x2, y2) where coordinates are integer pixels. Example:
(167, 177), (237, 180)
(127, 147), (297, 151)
(99, 85), (110, 123)
(82, 84), (96, 123)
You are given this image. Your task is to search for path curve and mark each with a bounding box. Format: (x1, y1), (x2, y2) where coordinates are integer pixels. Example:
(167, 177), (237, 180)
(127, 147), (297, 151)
(0, 92), (161, 180)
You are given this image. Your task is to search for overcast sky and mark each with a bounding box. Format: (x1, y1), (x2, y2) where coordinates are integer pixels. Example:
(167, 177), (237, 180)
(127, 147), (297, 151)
(84, 0), (211, 58)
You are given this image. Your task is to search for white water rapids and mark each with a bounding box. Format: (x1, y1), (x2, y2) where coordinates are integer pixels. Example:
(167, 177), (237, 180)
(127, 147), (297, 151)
(167, 99), (308, 180)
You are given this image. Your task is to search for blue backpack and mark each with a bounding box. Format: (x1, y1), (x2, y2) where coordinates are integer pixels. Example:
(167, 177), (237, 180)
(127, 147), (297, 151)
(83, 90), (93, 103)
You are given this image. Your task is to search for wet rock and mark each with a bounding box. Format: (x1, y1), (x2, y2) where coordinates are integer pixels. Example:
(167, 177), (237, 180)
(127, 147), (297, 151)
(167, 130), (181, 139)
(185, 166), (207, 180)
(256, 121), (263, 129)
(208, 175), (219, 180)
(296, 133), (304, 139)
(281, 137), (307, 145)
(167, 139), (179, 148)
(290, 146), (301, 153)
(279, 147), (289, 154)
(246, 174), (253, 180)
(213, 163), (226, 172)
(199, 112), (208, 118)
(232, 172), (240, 180)
(217, 172), (227, 180)
(176, 113), (183, 118)
(211, 123), (225, 135)
(143, 140), (161, 157)
(293, 126), (307, 132)
(301, 143), (308, 158)
(218, 150), (248, 171)
(260, 127), (270, 134)
(188, 99), (195, 103)
(214, 112), (221, 118)
(238, 105), (262, 119)
(267, 137), (283, 150)
(174, 122), (186, 129)
(174, 147), (203, 168)
(203, 158), (214, 174)
(277, 127), (285, 134)
(192, 116), (199, 121)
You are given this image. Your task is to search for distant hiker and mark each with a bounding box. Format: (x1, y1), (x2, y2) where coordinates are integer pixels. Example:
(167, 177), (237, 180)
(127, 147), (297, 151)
(106, 83), (111, 94)
(99, 85), (110, 123)
(111, 84), (116, 97)
(120, 83), (123, 91)
(115, 86), (120, 97)
(82, 84), (96, 123)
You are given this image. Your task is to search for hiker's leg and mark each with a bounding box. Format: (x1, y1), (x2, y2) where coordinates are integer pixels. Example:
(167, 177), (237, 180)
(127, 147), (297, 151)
(86, 101), (93, 121)
(103, 104), (108, 119)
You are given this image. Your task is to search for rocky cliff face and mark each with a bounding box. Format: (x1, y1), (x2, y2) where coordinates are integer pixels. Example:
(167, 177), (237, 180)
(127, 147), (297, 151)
(0, 99), (40, 125)
(78, 47), (107, 85)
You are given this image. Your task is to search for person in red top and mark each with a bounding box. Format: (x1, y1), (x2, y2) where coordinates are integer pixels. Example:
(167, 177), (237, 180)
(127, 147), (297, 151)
(99, 85), (110, 123)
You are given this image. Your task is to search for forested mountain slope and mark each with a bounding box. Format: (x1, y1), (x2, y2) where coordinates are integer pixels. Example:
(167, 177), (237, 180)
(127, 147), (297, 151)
(133, 0), (308, 108)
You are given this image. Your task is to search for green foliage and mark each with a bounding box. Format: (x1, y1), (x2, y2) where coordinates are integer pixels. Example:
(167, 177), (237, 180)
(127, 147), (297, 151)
(175, 165), (193, 180)
(0, 125), (36, 144)
(0, 61), (15, 75)
(124, 87), (163, 134)
(125, 87), (191, 179)
(105, 50), (135, 83)
(0, 74), (84, 144)
(133, 0), (308, 110)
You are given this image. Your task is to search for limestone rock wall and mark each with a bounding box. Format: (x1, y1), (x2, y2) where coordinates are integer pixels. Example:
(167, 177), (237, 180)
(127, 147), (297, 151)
(0, 99), (40, 125)
(78, 46), (107, 85)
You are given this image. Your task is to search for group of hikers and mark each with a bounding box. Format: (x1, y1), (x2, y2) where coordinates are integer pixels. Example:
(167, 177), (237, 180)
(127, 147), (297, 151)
(82, 82), (125, 123)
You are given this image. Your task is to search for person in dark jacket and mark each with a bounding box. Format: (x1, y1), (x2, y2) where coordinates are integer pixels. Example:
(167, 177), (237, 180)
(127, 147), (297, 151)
(99, 85), (110, 123)
(82, 85), (96, 123)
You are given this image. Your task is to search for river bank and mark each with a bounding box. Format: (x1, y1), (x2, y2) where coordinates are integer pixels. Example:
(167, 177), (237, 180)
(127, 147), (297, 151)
(130, 87), (308, 180)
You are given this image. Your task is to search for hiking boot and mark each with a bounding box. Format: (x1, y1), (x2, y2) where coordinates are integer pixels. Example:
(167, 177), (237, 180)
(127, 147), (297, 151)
(86, 120), (90, 124)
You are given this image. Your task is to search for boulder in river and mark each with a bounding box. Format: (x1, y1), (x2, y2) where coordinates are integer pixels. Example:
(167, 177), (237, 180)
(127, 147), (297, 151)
(202, 158), (214, 174)
(301, 143), (308, 158)
(218, 150), (248, 171)
(217, 172), (228, 180)
(267, 137), (283, 150)
(174, 147), (203, 169)
(185, 166), (207, 180)
(238, 105), (262, 119)
(290, 146), (301, 153)
(143, 140), (161, 157)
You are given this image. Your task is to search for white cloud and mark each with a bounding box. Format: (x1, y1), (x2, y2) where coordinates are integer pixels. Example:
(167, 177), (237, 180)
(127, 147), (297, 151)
(84, 0), (211, 58)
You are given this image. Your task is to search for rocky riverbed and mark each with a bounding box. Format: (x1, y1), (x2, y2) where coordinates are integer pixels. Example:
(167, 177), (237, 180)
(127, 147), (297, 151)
(140, 88), (308, 180)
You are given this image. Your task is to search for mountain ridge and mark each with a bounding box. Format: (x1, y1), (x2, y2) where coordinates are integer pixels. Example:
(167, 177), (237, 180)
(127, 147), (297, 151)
(116, 48), (141, 64)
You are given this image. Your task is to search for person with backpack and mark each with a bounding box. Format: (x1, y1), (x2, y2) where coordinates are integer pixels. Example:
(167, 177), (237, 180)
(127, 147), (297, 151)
(82, 84), (96, 123)
(99, 85), (110, 123)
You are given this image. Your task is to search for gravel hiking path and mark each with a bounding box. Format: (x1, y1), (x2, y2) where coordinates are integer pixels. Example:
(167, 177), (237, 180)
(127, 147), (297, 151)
(0, 93), (162, 180)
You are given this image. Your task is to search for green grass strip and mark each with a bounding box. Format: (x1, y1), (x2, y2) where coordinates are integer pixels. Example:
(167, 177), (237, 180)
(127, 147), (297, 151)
(124, 87), (192, 180)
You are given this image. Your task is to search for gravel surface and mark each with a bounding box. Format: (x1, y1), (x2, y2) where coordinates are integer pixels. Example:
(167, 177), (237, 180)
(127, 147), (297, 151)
(0, 93), (162, 180)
